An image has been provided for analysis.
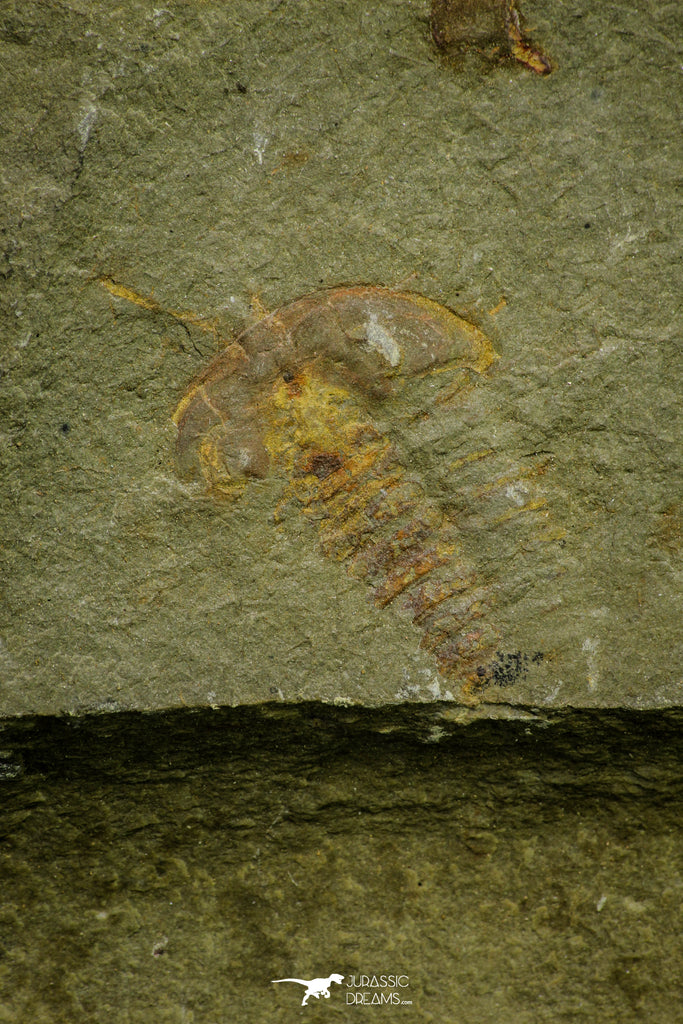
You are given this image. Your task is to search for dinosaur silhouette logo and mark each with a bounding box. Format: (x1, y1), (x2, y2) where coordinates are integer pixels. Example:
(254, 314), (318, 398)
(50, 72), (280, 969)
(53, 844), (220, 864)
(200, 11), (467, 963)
(271, 972), (344, 1006)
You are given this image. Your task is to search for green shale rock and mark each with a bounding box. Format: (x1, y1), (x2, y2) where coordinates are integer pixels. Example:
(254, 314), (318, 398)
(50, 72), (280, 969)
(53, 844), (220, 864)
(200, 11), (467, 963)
(0, 0), (680, 719)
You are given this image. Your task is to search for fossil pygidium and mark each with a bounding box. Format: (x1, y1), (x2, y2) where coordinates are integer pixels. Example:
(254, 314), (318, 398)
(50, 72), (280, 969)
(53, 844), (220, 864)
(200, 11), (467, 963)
(173, 285), (503, 686)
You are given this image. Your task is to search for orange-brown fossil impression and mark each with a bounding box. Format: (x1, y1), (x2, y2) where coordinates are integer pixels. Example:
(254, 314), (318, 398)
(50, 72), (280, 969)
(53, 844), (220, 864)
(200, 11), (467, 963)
(174, 286), (507, 690)
(431, 0), (552, 74)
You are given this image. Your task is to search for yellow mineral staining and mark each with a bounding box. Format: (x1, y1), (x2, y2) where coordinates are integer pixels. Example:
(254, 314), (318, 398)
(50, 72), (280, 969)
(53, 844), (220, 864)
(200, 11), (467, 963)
(263, 372), (360, 476)
(99, 276), (221, 340)
(492, 496), (549, 525)
(99, 276), (160, 310)
(470, 461), (549, 501)
(197, 427), (245, 499)
(504, 0), (553, 75)
(249, 293), (270, 322)
(261, 372), (404, 562)
(448, 448), (495, 472)
(452, 320), (499, 376)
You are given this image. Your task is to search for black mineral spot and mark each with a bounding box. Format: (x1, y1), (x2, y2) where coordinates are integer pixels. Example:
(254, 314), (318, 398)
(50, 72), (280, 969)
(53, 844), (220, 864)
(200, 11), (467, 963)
(305, 452), (344, 480)
(475, 650), (544, 692)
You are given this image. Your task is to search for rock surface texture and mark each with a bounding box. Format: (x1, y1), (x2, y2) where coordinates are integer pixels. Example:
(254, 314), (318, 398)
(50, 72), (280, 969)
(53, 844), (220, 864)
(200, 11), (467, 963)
(0, 0), (680, 718)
